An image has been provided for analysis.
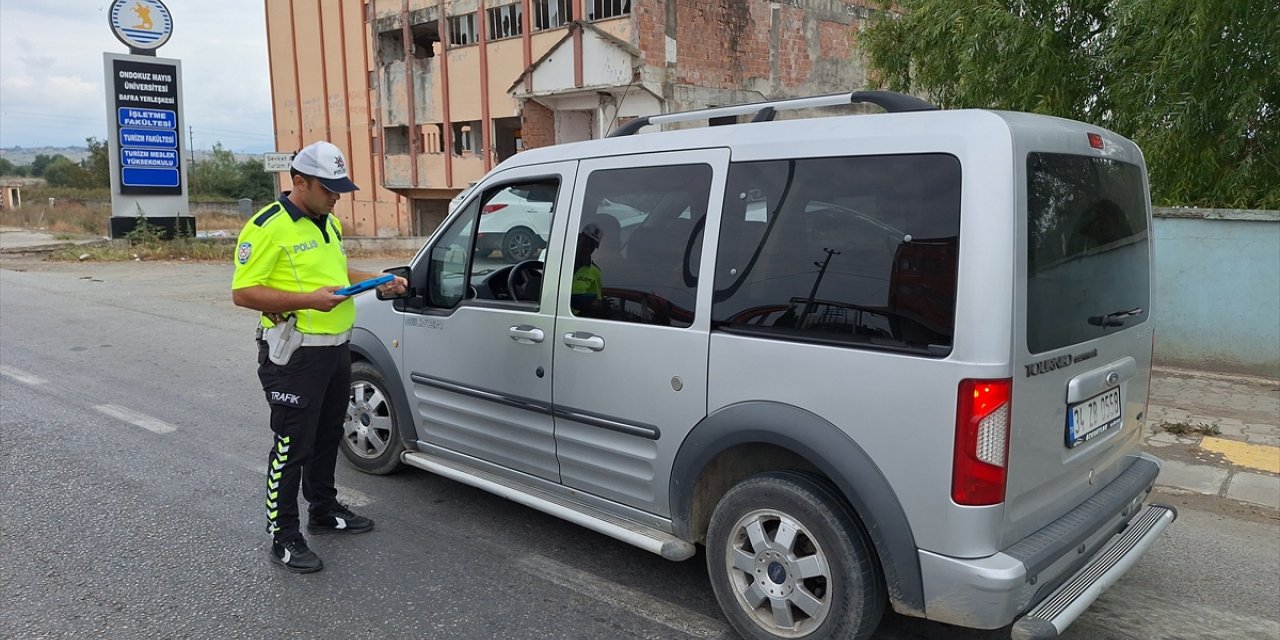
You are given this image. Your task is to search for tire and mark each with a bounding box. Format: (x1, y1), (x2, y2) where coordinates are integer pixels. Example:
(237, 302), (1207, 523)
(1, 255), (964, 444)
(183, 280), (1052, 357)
(706, 471), (886, 640)
(341, 361), (406, 475)
(501, 227), (539, 262)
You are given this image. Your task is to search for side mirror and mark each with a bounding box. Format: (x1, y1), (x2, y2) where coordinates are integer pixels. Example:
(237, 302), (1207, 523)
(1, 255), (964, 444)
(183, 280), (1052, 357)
(377, 266), (412, 300)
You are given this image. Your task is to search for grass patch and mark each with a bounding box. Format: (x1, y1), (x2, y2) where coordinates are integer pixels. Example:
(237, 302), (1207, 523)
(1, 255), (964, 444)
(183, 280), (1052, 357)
(1160, 421), (1222, 437)
(49, 239), (234, 262)
(1, 200), (256, 237)
(8, 200), (415, 262)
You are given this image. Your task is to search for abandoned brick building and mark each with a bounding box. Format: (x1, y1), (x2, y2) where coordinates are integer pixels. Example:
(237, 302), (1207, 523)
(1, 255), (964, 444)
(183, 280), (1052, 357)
(266, 0), (879, 236)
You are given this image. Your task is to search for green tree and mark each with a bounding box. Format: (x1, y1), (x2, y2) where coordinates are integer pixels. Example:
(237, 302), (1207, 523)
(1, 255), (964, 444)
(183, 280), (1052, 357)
(0, 157), (16, 176)
(42, 156), (90, 187)
(83, 137), (111, 188)
(30, 153), (67, 177)
(236, 158), (278, 201)
(860, 0), (1280, 208)
(190, 142), (242, 197)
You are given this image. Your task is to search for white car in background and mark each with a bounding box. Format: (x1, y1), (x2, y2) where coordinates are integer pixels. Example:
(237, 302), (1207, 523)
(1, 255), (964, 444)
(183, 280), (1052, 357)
(473, 185), (555, 262)
(448, 182), (477, 213)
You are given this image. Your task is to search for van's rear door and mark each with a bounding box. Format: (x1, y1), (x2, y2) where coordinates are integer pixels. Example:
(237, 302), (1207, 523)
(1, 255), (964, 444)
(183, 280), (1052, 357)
(1004, 143), (1155, 545)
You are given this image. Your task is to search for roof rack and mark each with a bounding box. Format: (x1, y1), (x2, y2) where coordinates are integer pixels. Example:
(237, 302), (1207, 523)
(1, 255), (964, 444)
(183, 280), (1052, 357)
(607, 90), (937, 138)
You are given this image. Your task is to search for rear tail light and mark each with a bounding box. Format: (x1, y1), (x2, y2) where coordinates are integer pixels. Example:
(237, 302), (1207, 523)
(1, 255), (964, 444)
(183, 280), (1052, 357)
(482, 203), (508, 215)
(952, 378), (1012, 506)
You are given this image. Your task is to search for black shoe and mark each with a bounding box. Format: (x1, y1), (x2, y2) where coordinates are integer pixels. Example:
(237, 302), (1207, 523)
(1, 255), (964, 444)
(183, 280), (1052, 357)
(307, 505), (374, 535)
(270, 535), (323, 573)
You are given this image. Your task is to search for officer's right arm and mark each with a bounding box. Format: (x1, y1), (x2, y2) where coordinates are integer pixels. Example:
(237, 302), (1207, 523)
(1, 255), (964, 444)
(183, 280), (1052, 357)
(232, 285), (347, 314)
(230, 225), (347, 313)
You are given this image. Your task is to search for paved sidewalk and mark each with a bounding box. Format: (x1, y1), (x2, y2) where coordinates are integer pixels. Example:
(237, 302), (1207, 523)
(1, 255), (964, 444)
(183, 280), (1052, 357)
(1145, 367), (1280, 509)
(0, 226), (105, 253)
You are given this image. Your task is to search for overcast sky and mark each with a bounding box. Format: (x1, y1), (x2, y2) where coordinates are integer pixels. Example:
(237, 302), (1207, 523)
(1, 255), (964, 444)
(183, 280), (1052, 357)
(0, 0), (276, 153)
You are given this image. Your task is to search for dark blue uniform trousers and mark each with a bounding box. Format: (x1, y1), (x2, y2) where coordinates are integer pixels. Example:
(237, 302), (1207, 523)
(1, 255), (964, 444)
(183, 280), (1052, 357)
(256, 341), (350, 540)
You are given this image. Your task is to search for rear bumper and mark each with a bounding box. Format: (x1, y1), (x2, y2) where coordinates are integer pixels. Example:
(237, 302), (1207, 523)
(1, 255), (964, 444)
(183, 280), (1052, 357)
(1011, 503), (1177, 639)
(917, 455), (1172, 630)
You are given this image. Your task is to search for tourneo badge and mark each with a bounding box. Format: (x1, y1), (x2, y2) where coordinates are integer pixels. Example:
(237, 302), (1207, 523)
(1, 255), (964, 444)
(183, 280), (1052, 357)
(108, 0), (174, 52)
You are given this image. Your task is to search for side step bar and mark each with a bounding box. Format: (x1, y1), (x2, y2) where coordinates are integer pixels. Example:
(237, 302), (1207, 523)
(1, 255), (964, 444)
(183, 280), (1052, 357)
(401, 451), (697, 562)
(1012, 503), (1178, 639)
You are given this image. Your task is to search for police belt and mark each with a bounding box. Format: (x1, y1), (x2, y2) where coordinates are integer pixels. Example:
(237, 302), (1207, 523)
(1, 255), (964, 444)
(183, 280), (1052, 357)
(255, 326), (351, 346)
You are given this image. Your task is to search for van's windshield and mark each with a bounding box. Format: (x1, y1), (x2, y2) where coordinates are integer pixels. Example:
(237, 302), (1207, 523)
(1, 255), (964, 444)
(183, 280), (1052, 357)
(1026, 153), (1150, 353)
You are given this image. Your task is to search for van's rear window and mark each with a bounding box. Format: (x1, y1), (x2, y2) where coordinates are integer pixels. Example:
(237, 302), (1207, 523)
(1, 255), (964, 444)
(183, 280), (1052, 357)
(1026, 153), (1150, 354)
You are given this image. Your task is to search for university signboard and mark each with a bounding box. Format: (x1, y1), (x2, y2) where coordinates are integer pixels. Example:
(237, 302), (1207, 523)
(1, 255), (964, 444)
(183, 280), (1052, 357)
(111, 57), (183, 194)
(102, 0), (190, 237)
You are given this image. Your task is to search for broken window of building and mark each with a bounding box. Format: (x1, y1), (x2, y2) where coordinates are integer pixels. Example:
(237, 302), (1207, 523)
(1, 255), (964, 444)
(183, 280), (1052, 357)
(493, 117), (522, 163)
(588, 0), (630, 21)
(425, 124), (445, 154)
(487, 3), (523, 40)
(378, 29), (404, 64)
(533, 0), (571, 31)
(384, 125), (410, 154)
(410, 22), (440, 58)
(448, 13), (477, 46)
(452, 121), (481, 155)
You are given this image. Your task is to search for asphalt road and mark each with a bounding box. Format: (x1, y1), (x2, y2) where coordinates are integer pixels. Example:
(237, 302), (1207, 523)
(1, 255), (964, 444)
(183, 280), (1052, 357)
(1, 258), (1277, 639)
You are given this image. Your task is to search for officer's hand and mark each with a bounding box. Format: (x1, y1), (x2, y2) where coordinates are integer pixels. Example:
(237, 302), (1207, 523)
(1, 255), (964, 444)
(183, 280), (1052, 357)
(308, 286), (349, 311)
(377, 276), (409, 296)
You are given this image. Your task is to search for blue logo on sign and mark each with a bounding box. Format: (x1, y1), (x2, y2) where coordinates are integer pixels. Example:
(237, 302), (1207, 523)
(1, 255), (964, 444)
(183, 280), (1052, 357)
(109, 0), (174, 51)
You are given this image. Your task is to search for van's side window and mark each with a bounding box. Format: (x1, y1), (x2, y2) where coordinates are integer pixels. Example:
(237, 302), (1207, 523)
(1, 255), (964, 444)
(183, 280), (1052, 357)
(711, 154), (962, 355)
(414, 179), (560, 311)
(573, 164), (713, 327)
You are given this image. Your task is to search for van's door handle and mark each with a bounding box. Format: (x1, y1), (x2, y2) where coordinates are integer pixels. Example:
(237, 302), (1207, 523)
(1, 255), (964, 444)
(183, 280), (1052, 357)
(563, 331), (605, 352)
(509, 325), (545, 344)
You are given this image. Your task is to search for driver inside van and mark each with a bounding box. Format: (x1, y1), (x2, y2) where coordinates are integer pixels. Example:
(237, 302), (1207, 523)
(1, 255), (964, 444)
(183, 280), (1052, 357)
(570, 222), (605, 316)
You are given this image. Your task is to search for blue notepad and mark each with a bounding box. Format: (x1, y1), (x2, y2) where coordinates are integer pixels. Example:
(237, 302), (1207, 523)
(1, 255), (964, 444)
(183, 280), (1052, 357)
(335, 274), (394, 296)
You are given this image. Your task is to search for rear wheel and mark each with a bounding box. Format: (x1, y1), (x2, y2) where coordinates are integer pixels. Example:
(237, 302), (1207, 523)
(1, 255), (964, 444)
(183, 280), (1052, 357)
(501, 227), (539, 262)
(706, 471), (885, 640)
(341, 361), (405, 475)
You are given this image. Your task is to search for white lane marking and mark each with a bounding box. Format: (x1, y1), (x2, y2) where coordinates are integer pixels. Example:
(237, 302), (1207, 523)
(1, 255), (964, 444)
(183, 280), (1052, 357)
(251, 465), (373, 507)
(94, 404), (177, 434)
(0, 365), (47, 385)
(516, 554), (731, 639)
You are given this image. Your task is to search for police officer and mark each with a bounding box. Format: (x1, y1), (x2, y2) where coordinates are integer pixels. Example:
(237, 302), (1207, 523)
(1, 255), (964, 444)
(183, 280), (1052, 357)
(231, 141), (407, 573)
(570, 222), (604, 316)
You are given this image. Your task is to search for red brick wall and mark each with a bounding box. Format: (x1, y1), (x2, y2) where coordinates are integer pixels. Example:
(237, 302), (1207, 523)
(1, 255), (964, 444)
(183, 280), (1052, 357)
(776, 5), (813, 88)
(820, 18), (856, 59)
(521, 100), (555, 150)
(634, 0), (667, 68)
(673, 0), (771, 88)
(632, 0), (872, 94)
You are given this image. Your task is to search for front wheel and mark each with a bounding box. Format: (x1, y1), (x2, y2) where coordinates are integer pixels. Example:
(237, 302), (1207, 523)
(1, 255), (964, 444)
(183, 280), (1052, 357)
(341, 361), (406, 475)
(706, 471), (886, 640)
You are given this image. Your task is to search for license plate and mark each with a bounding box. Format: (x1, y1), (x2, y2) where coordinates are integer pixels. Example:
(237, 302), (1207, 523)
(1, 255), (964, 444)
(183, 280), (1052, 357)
(1066, 387), (1122, 448)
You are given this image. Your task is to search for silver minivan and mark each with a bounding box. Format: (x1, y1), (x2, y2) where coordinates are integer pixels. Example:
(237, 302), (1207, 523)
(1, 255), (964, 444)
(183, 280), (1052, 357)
(342, 91), (1175, 640)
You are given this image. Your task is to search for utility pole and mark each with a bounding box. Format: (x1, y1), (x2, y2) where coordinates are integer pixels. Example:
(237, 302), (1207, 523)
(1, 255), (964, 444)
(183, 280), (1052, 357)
(799, 247), (841, 327)
(188, 126), (196, 194)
